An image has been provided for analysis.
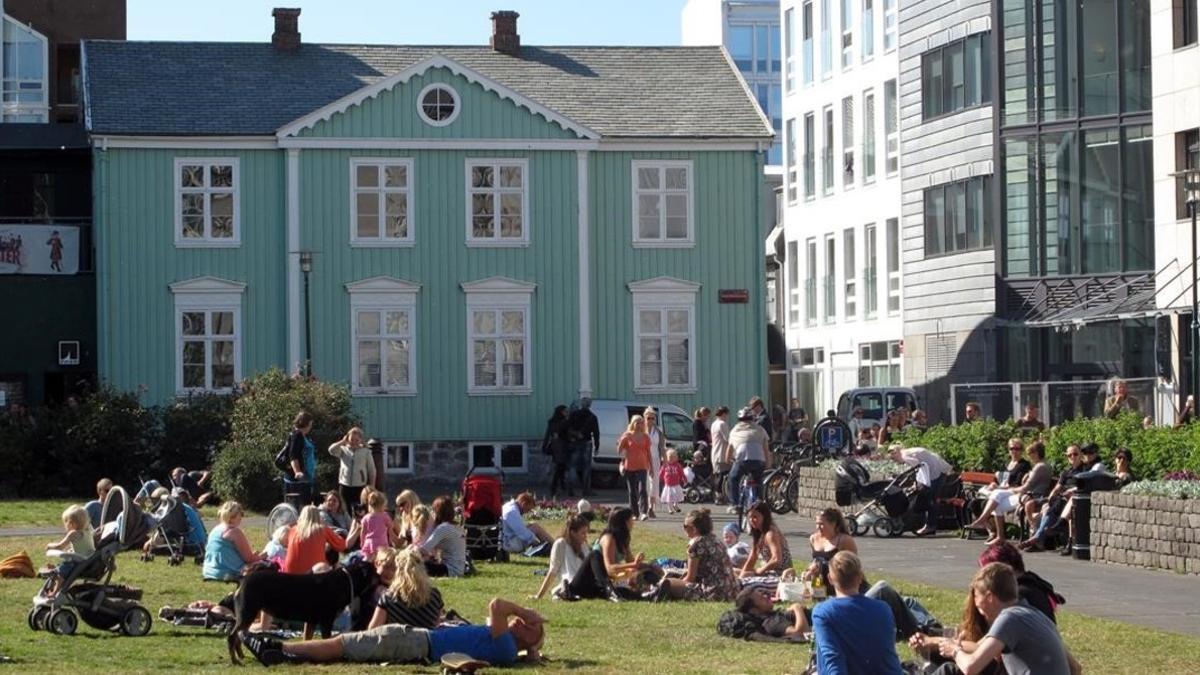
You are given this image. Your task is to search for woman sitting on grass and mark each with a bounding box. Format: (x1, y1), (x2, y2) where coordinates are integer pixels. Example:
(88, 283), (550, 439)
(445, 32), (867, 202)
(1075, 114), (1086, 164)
(391, 490), (422, 545)
(368, 547), (444, 629)
(739, 502), (794, 578)
(202, 501), (264, 581)
(418, 496), (467, 577)
(559, 508), (658, 600)
(531, 514), (591, 601)
(283, 505), (347, 574)
(318, 490), (352, 538)
(801, 507), (857, 590)
(660, 508), (740, 601)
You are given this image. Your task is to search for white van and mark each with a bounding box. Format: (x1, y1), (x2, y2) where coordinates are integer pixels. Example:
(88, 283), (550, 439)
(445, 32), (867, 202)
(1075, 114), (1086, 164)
(577, 399), (694, 486)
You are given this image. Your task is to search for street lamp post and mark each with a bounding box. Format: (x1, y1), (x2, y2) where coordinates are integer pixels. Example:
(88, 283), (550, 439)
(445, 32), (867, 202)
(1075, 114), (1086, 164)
(298, 250), (314, 377)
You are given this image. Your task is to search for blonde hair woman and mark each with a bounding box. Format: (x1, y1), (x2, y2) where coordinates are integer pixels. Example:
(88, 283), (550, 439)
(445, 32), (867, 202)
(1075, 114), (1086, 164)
(392, 490), (422, 544)
(368, 547), (445, 629)
(642, 407), (666, 518)
(282, 505), (346, 574)
(618, 414), (652, 519)
(328, 426), (376, 513)
(408, 504), (434, 546)
(202, 501), (264, 581)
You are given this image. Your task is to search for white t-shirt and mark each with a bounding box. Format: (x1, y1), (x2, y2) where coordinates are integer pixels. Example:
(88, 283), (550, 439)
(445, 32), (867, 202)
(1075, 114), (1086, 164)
(710, 418), (732, 465)
(548, 538), (586, 588)
(900, 447), (952, 486)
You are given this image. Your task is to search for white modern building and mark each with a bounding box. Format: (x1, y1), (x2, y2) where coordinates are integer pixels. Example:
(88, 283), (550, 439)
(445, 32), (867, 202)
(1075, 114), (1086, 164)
(779, 0), (904, 416)
(682, 0), (783, 168)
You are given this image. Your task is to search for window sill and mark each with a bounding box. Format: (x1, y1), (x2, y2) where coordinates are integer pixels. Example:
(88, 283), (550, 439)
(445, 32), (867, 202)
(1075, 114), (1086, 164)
(632, 240), (696, 249)
(922, 246), (992, 261)
(352, 390), (418, 397)
(466, 239), (530, 248)
(350, 240), (416, 248)
(175, 240), (241, 249)
(176, 388), (234, 397)
(468, 388), (533, 397)
(634, 386), (698, 396)
(1173, 42), (1198, 53)
(920, 102), (990, 125)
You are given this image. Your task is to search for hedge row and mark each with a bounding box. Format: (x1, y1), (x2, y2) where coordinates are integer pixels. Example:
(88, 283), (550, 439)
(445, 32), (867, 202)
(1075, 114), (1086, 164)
(892, 412), (1200, 479)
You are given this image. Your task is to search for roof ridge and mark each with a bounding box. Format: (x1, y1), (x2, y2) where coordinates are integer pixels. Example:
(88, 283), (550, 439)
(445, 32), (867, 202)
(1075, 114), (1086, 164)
(85, 40), (723, 51)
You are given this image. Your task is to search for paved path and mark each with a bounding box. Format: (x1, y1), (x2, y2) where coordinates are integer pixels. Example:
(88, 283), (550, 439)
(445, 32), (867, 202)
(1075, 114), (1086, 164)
(633, 506), (1200, 638)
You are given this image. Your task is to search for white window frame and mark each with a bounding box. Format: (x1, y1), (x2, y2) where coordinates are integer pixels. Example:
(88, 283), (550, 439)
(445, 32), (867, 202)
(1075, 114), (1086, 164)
(786, 117), (798, 203)
(788, 240), (801, 327)
(884, 79), (899, 176)
(629, 277), (700, 394)
(840, 0), (854, 70)
(463, 277), (535, 396)
(861, 0), (875, 63)
(173, 157), (240, 247)
(1, 16), (49, 122)
(784, 7), (796, 93)
(347, 276), (421, 396)
(843, 228), (857, 320)
(465, 158), (530, 247)
(169, 277), (245, 396)
(883, 0), (897, 53)
(469, 441), (528, 473)
(349, 158), (415, 247)
(416, 83), (461, 127)
(383, 442), (414, 474)
(631, 160), (695, 248)
(886, 217), (901, 315)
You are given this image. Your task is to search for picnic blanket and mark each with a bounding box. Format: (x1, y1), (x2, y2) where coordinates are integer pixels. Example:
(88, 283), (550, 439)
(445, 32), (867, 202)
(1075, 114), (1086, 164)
(0, 550), (35, 578)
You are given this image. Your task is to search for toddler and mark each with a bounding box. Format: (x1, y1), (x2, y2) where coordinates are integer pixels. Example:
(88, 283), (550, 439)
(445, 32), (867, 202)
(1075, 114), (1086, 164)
(723, 522), (750, 567)
(357, 489), (393, 559)
(263, 525), (290, 567)
(659, 448), (686, 514)
(44, 505), (95, 596)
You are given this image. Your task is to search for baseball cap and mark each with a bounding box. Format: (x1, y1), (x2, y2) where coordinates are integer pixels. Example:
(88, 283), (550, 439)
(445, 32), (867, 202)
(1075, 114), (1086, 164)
(723, 522), (740, 537)
(576, 499), (593, 515)
(737, 407), (754, 421)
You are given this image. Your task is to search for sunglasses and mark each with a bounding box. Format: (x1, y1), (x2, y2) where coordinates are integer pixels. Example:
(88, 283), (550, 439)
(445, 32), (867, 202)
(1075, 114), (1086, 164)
(1066, 453), (1080, 458)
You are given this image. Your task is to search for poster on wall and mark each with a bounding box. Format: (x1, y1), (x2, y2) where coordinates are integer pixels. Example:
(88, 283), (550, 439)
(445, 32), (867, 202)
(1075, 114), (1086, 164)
(0, 224), (80, 275)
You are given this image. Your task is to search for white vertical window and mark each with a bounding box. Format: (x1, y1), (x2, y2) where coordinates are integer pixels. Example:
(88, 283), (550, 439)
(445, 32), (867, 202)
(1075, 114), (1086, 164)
(862, 0), (875, 61)
(863, 90), (877, 183)
(347, 277), (420, 395)
(788, 240), (801, 326)
(1, 17), (48, 122)
(170, 277), (244, 395)
(784, 8), (796, 93)
(632, 160), (694, 246)
(843, 228), (857, 319)
(466, 159), (528, 246)
(802, 1), (814, 86)
(786, 117), (798, 203)
(883, 0), (897, 52)
(822, 106), (835, 194)
(865, 223), (879, 318)
(630, 277), (699, 393)
(350, 159), (413, 245)
(884, 79), (899, 175)
(842, 96), (855, 187)
(886, 217), (901, 315)
(820, 0), (833, 78)
(841, 0), (853, 69)
(463, 278), (535, 395)
(804, 112), (816, 199)
(823, 235), (836, 323)
(175, 158), (239, 246)
(384, 442), (413, 474)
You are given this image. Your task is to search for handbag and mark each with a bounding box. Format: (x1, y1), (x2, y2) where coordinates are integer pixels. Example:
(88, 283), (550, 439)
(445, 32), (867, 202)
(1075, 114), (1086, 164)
(776, 580), (809, 602)
(274, 438), (292, 473)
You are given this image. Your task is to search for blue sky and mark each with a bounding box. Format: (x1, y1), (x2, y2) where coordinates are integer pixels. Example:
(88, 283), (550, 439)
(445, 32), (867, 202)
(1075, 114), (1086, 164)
(127, 0), (688, 45)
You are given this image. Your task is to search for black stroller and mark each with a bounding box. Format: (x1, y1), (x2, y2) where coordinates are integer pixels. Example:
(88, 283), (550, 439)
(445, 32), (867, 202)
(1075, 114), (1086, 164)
(140, 493), (205, 566)
(28, 486), (155, 636)
(841, 464), (924, 537)
(684, 450), (722, 504)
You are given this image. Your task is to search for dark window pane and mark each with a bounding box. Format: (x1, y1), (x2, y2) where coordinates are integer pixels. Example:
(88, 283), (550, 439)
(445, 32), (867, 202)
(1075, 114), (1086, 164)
(1043, 133), (1076, 275)
(1080, 0), (1118, 116)
(925, 187), (944, 256)
(1081, 128), (1121, 273)
(1004, 137), (1034, 276)
(1120, 0), (1152, 113)
(1040, 0), (1078, 122)
(1122, 125), (1154, 271)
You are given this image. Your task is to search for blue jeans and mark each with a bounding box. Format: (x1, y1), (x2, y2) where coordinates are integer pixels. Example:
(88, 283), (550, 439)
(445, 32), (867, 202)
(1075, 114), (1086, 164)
(919, 474), (946, 531)
(728, 459), (764, 510)
(570, 441), (593, 492)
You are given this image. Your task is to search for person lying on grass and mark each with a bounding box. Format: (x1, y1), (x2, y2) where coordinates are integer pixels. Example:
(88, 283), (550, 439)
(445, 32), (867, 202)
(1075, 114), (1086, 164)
(240, 597), (545, 667)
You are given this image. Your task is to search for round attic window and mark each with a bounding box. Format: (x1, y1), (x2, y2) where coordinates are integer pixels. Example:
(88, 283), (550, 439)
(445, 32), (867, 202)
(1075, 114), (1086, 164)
(417, 84), (460, 127)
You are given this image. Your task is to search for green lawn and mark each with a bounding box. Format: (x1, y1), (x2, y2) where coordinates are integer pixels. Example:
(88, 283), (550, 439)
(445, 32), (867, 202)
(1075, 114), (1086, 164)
(0, 499), (233, 530)
(0, 523), (1197, 673)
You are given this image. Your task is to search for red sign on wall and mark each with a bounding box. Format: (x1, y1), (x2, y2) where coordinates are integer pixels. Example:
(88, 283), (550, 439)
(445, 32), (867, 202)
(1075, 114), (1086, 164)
(718, 289), (750, 304)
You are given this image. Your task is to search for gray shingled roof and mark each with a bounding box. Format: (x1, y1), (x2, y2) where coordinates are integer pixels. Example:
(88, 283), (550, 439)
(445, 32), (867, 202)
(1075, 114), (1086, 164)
(83, 42), (773, 139)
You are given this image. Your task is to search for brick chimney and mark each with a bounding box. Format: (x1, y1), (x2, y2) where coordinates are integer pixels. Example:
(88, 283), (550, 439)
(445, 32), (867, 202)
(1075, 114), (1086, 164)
(272, 8), (301, 52)
(490, 10), (520, 56)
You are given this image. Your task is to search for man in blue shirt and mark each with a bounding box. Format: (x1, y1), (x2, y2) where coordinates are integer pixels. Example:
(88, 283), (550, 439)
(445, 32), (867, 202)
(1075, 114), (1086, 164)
(501, 492), (552, 555)
(811, 551), (903, 675)
(242, 597), (545, 667)
(84, 478), (113, 528)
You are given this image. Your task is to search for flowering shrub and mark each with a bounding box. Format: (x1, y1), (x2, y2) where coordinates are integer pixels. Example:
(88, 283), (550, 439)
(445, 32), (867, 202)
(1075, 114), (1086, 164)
(1120, 480), (1200, 500)
(530, 499), (613, 523)
(819, 458), (907, 479)
(1163, 470), (1199, 482)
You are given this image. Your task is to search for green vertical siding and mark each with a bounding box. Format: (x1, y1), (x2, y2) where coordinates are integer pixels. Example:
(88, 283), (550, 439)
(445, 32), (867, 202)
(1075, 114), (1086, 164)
(94, 148), (287, 400)
(588, 150), (767, 411)
(298, 69), (580, 140)
(300, 149), (579, 441)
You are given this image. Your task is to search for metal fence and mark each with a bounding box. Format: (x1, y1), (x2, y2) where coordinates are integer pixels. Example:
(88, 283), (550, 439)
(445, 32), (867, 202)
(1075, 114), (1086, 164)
(950, 377), (1170, 427)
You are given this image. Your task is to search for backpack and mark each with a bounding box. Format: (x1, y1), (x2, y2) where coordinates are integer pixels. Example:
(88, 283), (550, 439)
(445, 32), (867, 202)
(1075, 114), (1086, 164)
(274, 436), (292, 473)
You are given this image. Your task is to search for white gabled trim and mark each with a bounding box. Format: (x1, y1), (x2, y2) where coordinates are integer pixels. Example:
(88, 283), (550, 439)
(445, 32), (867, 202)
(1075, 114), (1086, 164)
(286, 149), (301, 372)
(275, 54), (599, 140)
(345, 276), (422, 295)
(169, 276), (247, 295)
(93, 135), (278, 149)
(599, 139), (766, 151)
(628, 276), (702, 306)
(576, 149), (592, 399)
(278, 137), (595, 150)
(461, 276), (537, 297)
(717, 44), (775, 138)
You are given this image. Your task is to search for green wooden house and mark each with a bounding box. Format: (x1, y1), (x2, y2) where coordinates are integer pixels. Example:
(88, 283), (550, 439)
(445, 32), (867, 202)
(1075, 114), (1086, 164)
(81, 10), (772, 482)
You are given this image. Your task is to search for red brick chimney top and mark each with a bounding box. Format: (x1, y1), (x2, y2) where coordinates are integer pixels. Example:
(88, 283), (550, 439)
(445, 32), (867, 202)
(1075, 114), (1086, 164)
(490, 10), (520, 56)
(272, 7), (301, 52)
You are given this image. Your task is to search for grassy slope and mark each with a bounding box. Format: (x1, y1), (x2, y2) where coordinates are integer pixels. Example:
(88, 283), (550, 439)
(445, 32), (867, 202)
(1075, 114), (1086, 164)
(0, 524), (1196, 674)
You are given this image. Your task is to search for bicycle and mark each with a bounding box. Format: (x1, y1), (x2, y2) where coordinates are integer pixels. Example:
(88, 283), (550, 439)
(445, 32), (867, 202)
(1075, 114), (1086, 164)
(735, 471), (761, 533)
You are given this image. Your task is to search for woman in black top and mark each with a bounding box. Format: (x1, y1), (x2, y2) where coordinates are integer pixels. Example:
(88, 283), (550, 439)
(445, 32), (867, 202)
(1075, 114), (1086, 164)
(692, 407), (711, 452)
(543, 405), (571, 499)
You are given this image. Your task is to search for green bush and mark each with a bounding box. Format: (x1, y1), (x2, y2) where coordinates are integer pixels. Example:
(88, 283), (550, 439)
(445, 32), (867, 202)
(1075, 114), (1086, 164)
(211, 369), (359, 511)
(894, 411), (1200, 478)
(55, 388), (158, 497)
(154, 393), (234, 477)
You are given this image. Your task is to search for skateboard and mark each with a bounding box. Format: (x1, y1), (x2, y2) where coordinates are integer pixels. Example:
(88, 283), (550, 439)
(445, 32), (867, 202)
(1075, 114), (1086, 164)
(441, 652), (489, 674)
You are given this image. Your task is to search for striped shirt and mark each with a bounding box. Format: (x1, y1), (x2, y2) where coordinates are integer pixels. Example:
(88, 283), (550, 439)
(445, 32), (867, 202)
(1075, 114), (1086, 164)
(377, 586), (443, 629)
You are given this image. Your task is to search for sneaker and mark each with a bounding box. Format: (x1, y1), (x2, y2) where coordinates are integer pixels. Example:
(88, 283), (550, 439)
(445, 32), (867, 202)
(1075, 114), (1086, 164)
(240, 632), (283, 665)
(638, 514), (649, 521)
(725, 506), (738, 514)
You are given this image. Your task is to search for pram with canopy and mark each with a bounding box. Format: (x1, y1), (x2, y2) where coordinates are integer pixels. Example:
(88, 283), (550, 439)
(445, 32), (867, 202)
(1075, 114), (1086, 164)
(461, 466), (504, 562)
(140, 492), (205, 565)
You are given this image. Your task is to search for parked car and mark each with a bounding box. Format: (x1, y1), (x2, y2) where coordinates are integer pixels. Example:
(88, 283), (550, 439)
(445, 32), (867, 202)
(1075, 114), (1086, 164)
(835, 387), (919, 424)
(576, 399), (693, 487)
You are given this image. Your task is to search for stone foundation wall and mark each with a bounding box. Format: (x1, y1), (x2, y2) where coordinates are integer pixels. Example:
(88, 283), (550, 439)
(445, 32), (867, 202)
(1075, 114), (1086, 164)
(380, 439), (551, 495)
(1090, 492), (1200, 575)
(793, 466), (838, 520)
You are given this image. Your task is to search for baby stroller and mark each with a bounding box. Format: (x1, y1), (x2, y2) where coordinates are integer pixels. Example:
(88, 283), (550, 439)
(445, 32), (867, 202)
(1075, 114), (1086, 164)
(29, 486), (154, 636)
(842, 464), (923, 537)
(684, 452), (721, 504)
(140, 493), (204, 566)
(461, 466), (504, 562)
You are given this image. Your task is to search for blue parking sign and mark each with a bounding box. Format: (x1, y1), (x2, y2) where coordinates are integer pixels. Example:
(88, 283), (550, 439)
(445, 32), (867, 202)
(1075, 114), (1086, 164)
(818, 424), (845, 452)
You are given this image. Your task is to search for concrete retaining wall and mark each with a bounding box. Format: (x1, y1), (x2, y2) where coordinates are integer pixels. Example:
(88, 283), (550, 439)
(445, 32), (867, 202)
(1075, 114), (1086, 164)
(1090, 492), (1200, 575)
(794, 466), (838, 520)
